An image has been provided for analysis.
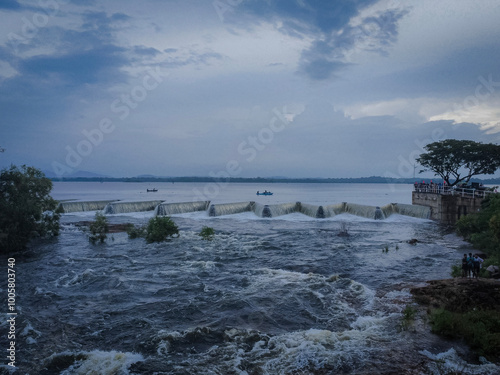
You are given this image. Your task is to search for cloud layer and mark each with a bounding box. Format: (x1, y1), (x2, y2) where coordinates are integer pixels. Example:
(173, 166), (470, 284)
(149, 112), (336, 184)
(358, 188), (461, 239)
(1, 0), (499, 178)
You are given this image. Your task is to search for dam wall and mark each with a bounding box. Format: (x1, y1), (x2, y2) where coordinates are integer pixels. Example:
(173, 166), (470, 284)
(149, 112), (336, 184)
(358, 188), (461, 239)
(57, 199), (432, 220)
(57, 200), (118, 213)
(412, 191), (483, 225)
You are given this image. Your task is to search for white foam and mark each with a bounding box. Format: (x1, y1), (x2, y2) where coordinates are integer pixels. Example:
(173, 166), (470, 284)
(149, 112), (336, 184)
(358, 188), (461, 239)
(420, 348), (500, 375)
(58, 350), (144, 375)
(55, 269), (96, 288)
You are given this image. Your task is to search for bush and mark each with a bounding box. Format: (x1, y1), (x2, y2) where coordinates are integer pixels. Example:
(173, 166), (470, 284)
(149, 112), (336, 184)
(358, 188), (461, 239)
(127, 217), (179, 243)
(199, 226), (215, 240)
(455, 195), (500, 268)
(88, 212), (109, 244)
(430, 308), (500, 360)
(126, 224), (146, 239)
(146, 216), (179, 243)
(0, 165), (60, 252)
(450, 261), (462, 278)
(400, 304), (418, 331)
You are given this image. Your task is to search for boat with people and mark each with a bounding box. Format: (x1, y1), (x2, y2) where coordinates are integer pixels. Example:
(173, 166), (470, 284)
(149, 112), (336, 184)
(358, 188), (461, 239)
(147, 188), (158, 192)
(256, 190), (273, 196)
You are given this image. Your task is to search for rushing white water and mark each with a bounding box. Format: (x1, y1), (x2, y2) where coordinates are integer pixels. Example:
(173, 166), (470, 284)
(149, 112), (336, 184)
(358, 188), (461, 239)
(6, 182), (499, 374)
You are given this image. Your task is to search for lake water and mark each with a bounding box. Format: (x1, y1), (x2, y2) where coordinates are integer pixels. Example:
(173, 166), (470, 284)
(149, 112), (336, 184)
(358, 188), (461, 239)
(3, 182), (499, 374)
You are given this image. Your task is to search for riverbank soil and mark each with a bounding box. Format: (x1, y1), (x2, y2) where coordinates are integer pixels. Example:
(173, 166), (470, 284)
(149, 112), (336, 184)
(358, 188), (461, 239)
(411, 278), (500, 363)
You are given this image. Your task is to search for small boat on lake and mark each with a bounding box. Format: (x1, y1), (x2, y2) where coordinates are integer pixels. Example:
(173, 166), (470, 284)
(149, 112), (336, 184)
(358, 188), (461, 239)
(256, 191), (273, 196)
(147, 188), (158, 192)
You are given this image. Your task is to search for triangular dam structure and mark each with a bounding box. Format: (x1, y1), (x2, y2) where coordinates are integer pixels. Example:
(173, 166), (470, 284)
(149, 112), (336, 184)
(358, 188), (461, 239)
(209, 202), (254, 217)
(57, 200), (118, 213)
(55, 199), (431, 220)
(155, 201), (210, 216)
(253, 202), (299, 218)
(104, 200), (164, 214)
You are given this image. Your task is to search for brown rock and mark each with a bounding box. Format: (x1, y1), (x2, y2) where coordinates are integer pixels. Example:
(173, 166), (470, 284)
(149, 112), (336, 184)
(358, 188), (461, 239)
(411, 278), (500, 313)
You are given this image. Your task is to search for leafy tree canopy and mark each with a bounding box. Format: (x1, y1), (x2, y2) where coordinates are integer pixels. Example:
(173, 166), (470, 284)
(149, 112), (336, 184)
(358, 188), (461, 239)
(0, 165), (60, 252)
(417, 139), (500, 186)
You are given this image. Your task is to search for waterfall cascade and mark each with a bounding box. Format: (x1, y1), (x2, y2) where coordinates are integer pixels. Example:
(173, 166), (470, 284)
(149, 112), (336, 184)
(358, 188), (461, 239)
(104, 201), (164, 214)
(298, 203), (324, 218)
(58, 199), (431, 220)
(155, 201), (210, 216)
(57, 200), (118, 213)
(209, 202), (254, 217)
(323, 203), (347, 217)
(389, 203), (431, 219)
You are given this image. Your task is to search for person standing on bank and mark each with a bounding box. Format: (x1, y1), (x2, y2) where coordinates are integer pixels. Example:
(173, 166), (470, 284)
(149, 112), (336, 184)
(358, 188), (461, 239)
(461, 254), (468, 278)
(473, 254), (484, 279)
(467, 253), (475, 278)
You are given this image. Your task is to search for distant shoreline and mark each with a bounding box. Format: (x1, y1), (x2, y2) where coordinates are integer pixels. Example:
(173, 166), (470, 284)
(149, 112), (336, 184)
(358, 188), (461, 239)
(50, 176), (500, 184)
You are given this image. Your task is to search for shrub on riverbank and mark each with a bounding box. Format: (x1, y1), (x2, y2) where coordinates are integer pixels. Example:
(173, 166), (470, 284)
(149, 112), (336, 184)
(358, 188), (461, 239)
(456, 194), (500, 274)
(0, 165), (60, 252)
(430, 308), (500, 361)
(412, 279), (500, 363)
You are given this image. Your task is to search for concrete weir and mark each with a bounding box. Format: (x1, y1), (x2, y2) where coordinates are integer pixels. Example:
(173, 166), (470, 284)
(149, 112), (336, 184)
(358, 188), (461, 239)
(57, 200), (118, 213)
(155, 201), (210, 216)
(209, 202), (254, 217)
(56, 199), (432, 220)
(104, 200), (164, 214)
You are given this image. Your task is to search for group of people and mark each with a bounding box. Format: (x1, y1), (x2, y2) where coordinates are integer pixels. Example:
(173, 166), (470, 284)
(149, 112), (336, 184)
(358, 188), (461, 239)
(462, 253), (484, 278)
(414, 180), (449, 193)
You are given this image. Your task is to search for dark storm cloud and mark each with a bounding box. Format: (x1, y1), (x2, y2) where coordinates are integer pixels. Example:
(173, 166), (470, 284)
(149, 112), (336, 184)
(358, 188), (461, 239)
(238, 0), (377, 34)
(298, 7), (409, 80)
(230, 0), (408, 80)
(0, 0), (21, 10)
(18, 45), (128, 85)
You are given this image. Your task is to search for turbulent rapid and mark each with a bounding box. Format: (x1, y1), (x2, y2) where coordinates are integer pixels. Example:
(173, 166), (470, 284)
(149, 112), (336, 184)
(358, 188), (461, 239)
(2, 183), (499, 374)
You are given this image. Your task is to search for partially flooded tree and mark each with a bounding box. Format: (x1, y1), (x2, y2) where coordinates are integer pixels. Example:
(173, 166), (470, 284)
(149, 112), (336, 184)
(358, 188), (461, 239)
(417, 139), (500, 186)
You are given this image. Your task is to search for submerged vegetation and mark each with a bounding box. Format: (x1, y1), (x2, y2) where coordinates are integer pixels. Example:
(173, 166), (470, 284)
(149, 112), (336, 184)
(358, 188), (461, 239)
(127, 216), (179, 243)
(199, 226), (215, 240)
(88, 212), (109, 244)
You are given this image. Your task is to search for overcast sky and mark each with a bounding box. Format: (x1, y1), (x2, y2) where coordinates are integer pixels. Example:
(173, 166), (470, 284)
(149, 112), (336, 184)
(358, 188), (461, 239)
(1, 0), (500, 179)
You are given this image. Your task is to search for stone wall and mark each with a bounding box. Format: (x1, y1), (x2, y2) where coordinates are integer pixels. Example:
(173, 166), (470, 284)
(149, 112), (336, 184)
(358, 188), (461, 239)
(412, 191), (484, 225)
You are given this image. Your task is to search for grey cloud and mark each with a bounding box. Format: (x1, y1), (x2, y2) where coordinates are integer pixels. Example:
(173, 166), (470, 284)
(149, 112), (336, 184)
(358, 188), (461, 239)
(298, 8), (409, 80)
(0, 0), (21, 10)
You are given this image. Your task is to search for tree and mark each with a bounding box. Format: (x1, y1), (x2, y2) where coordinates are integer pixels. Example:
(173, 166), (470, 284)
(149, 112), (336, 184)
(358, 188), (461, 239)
(145, 216), (179, 243)
(0, 165), (60, 252)
(417, 139), (500, 186)
(88, 212), (109, 244)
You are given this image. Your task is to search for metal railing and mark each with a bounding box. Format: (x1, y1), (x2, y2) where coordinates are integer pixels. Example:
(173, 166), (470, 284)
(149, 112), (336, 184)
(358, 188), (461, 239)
(413, 184), (497, 199)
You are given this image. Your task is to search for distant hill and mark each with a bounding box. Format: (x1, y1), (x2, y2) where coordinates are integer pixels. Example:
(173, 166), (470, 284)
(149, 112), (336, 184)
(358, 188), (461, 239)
(46, 170), (109, 179)
(49, 175), (500, 184)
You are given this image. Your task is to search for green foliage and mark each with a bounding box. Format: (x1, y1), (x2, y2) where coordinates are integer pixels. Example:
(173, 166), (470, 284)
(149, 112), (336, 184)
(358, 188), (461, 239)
(146, 216), (179, 243)
(126, 224), (146, 239)
(450, 261), (462, 278)
(417, 139), (500, 186)
(430, 308), (500, 360)
(128, 216), (179, 243)
(88, 212), (109, 244)
(456, 194), (500, 259)
(400, 305), (418, 331)
(0, 165), (60, 252)
(199, 226), (215, 240)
